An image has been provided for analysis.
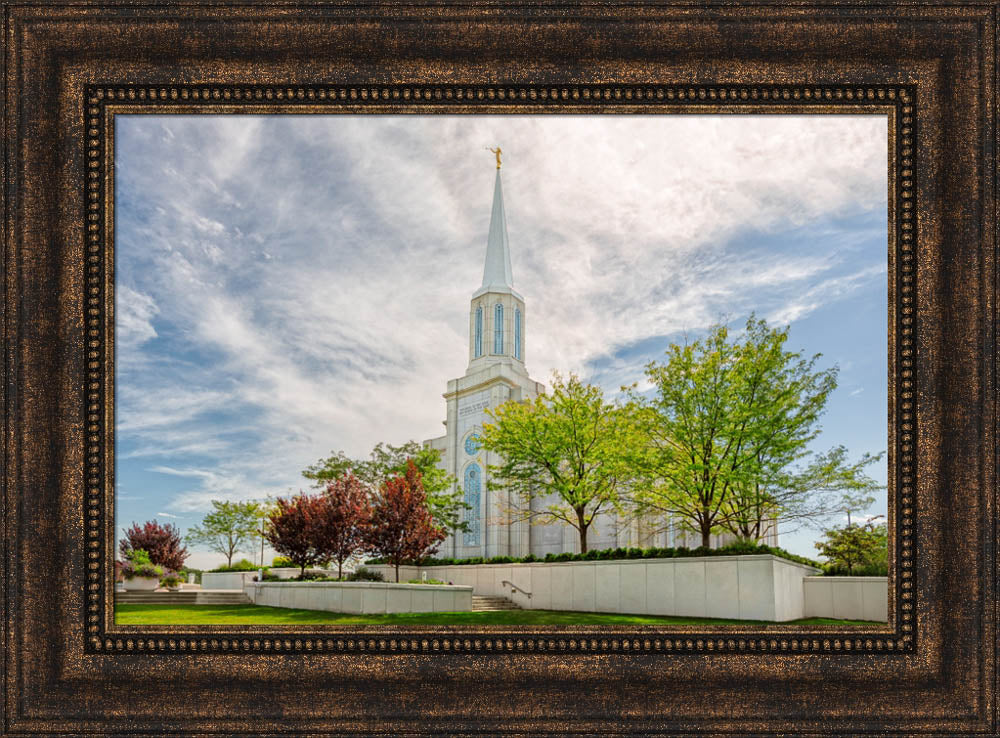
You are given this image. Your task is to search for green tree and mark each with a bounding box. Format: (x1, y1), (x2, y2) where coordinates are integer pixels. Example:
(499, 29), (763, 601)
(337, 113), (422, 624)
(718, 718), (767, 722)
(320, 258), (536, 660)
(629, 316), (843, 548)
(815, 517), (888, 574)
(304, 441), (467, 532)
(480, 372), (639, 553)
(721, 445), (884, 542)
(185, 500), (262, 567)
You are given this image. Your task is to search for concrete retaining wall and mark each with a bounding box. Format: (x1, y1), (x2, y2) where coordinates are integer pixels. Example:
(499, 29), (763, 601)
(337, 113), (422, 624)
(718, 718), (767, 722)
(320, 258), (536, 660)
(201, 571), (256, 590)
(803, 576), (888, 622)
(367, 555), (821, 622)
(245, 581), (474, 614)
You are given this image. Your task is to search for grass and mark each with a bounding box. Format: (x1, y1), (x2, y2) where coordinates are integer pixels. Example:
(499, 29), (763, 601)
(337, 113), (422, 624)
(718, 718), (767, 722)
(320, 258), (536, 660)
(114, 604), (879, 627)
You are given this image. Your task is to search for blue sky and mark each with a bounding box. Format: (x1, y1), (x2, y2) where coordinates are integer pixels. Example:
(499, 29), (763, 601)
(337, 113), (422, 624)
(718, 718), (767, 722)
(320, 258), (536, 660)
(114, 114), (889, 569)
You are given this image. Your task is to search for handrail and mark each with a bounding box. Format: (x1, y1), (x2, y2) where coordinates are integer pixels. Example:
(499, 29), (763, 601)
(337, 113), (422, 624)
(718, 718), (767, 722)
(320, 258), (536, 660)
(501, 579), (532, 599)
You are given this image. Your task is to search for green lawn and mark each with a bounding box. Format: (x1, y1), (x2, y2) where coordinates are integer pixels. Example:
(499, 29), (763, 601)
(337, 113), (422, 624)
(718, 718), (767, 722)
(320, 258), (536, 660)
(115, 604), (879, 627)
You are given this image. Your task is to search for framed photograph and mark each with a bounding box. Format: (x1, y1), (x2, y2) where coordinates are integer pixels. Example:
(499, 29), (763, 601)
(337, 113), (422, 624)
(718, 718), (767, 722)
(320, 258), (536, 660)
(3, 3), (997, 736)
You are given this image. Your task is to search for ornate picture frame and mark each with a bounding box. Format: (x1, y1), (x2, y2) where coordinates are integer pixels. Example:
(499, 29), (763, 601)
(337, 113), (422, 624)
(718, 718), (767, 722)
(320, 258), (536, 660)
(3, 3), (996, 735)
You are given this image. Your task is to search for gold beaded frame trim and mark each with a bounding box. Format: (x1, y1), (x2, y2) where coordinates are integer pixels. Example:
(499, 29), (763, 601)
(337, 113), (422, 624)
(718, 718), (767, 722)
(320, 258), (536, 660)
(86, 83), (915, 656)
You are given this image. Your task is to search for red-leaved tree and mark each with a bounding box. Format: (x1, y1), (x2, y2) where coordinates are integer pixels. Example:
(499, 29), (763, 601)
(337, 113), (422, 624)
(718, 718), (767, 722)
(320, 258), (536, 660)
(318, 474), (372, 579)
(119, 520), (189, 571)
(366, 460), (446, 582)
(264, 493), (330, 577)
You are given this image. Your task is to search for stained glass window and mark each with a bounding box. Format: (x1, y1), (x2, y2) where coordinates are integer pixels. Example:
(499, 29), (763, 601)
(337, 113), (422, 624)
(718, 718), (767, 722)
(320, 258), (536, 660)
(494, 303), (504, 354)
(463, 464), (481, 546)
(514, 308), (522, 360)
(474, 306), (483, 357)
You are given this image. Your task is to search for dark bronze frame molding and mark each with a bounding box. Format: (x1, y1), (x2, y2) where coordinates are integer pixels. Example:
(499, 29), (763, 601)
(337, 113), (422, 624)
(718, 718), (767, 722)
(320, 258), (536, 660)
(3, 4), (997, 736)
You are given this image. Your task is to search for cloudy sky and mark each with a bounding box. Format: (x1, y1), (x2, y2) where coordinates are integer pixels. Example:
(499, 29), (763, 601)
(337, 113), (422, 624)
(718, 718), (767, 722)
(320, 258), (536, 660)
(114, 114), (889, 568)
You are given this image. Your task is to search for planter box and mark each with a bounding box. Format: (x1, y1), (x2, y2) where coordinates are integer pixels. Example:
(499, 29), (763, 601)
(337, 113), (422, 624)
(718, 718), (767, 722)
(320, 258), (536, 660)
(201, 571), (256, 590)
(123, 576), (160, 591)
(246, 581), (473, 614)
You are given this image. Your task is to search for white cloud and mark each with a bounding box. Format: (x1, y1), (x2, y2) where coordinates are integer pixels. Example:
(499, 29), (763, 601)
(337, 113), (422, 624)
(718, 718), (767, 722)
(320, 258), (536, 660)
(842, 513), (883, 524)
(115, 114), (888, 522)
(116, 285), (159, 349)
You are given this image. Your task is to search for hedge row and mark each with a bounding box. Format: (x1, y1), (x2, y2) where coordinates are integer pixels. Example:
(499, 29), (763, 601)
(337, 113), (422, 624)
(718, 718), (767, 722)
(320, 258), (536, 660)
(821, 563), (888, 577)
(367, 541), (823, 570)
(208, 559), (264, 573)
(255, 568), (385, 583)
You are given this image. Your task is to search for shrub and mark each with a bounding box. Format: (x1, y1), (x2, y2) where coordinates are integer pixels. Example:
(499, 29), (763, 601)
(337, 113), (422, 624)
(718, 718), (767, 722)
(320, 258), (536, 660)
(346, 568), (385, 582)
(210, 558), (261, 572)
(120, 549), (165, 580)
(257, 571), (336, 582)
(160, 573), (183, 588)
(407, 578), (447, 585)
(271, 556), (294, 568)
(823, 562), (888, 577)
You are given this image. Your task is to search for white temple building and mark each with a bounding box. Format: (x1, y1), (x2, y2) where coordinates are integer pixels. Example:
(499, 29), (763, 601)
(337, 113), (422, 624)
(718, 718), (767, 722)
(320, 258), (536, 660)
(424, 154), (778, 559)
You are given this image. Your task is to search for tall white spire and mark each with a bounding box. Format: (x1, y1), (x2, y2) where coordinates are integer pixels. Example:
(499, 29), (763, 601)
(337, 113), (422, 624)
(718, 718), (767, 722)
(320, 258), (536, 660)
(480, 169), (514, 292)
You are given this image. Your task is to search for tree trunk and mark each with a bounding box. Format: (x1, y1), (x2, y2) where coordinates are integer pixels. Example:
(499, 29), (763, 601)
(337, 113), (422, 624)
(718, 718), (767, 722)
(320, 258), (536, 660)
(394, 560), (400, 583)
(701, 527), (711, 549)
(576, 508), (588, 553)
(337, 559), (343, 580)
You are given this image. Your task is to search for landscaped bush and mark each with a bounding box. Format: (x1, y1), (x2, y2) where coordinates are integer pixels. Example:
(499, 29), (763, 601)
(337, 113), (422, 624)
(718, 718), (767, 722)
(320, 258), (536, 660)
(366, 541), (823, 569)
(271, 556), (294, 567)
(822, 563), (888, 577)
(160, 573), (184, 588)
(407, 578), (447, 585)
(210, 558), (263, 573)
(119, 549), (166, 580)
(255, 572), (334, 582)
(252, 568), (387, 583)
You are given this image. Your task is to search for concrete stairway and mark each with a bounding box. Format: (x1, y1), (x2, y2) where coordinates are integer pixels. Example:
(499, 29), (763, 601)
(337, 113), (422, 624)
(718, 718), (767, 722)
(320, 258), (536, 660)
(472, 595), (521, 612)
(116, 589), (250, 605)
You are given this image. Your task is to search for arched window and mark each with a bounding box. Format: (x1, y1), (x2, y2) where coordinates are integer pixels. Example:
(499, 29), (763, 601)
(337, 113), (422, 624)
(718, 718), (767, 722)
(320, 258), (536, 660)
(463, 464), (482, 546)
(494, 303), (504, 354)
(514, 308), (522, 360)
(474, 306), (483, 358)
